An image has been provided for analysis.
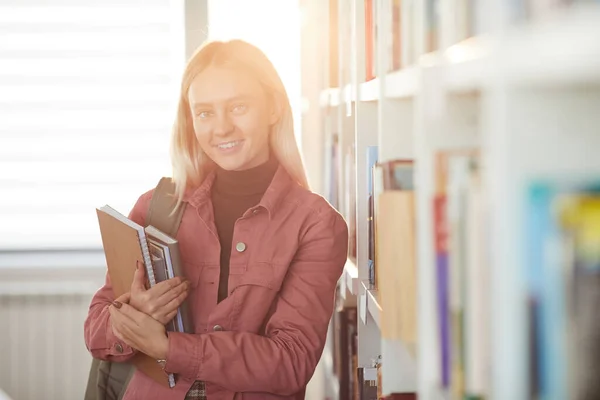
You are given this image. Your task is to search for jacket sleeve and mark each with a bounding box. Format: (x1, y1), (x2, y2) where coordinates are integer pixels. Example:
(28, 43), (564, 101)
(83, 190), (153, 361)
(164, 206), (349, 395)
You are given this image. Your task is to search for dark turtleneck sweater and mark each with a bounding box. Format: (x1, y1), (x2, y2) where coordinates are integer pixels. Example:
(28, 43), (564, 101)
(212, 156), (279, 303)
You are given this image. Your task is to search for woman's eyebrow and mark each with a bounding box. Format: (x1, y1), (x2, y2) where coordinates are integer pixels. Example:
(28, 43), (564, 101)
(191, 95), (254, 108)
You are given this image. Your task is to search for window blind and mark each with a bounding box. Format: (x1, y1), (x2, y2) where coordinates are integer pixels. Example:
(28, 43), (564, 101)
(0, 0), (184, 251)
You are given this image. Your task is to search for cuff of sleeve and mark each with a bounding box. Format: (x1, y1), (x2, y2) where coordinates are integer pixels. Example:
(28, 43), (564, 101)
(105, 315), (135, 356)
(164, 332), (200, 380)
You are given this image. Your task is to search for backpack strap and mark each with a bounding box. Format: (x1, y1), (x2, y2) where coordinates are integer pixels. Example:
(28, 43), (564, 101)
(145, 177), (186, 237)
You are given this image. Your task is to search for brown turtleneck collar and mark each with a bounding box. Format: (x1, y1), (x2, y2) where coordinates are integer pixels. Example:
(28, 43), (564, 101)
(213, 155), (279, 197)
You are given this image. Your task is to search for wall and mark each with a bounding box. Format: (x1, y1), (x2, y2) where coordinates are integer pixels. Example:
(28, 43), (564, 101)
(0, 264), (105, 400)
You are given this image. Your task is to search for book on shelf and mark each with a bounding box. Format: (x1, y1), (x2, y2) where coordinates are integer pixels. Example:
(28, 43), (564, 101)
(432, 150), (488, 399)
(390, 0), (402, 71)
(346, 144), (358, 261)
(357, 366), (378, 400)
(377, 0), (402, 73)
(463, 158), (488, 399)
(364, 0), (376, 81)
(426, 0), (440, 53)
(382, 394), (417, 400)
(328, 0), (339, 87)
(325, 132), (340, 210)
(525, 180), (600, 400)
(373, 159), (417, 352)
(433, 185), (450, 390)
(333, 302), (358, 400)
(96, 205), (192, 388)
(366, 146), (379, 287)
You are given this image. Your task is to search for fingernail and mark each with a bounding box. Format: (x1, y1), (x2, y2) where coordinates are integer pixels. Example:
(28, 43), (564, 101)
(112, 301), (122, 309)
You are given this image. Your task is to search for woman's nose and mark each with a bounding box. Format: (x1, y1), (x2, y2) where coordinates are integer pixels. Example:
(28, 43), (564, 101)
(213, 113), (234, 136)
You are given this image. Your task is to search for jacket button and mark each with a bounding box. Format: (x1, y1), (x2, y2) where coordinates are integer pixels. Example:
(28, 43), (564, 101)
(213, 325), (224, 332)
(235, 242), (246, 252)
(115, 343), (124, 353)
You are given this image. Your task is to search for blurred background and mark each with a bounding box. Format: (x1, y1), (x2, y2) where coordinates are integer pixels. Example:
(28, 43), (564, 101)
(2, 0), (600, 399)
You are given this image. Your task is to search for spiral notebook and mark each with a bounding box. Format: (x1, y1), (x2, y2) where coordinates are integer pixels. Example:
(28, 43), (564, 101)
(145, 225), (192, 335)
(96, 204), (176, 388)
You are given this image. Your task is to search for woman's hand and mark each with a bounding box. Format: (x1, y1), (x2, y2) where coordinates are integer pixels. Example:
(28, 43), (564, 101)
(130, 261), (190, 325)
(109, 299), (169, 360)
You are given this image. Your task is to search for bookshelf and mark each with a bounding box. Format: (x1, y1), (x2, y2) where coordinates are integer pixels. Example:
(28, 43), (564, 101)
(305, 0), (600, 399)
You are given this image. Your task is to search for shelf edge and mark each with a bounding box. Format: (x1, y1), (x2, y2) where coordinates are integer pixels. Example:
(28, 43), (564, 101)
(344, 258), (358, 295)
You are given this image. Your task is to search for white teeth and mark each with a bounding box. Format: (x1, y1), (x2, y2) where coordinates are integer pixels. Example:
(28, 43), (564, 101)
(217, 141), (240, 149)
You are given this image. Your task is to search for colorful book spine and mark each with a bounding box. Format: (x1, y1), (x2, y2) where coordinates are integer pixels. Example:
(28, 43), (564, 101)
(556, 191), (600, 400)
(367, 146), (379, 287)
(434, 194), (450, 388)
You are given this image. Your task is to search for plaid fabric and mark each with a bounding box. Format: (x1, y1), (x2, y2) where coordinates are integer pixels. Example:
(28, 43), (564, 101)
(185, 380), (207, 400)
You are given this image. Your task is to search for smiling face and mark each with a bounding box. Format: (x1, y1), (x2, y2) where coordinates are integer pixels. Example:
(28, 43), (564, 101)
(187, 65), (279, 171)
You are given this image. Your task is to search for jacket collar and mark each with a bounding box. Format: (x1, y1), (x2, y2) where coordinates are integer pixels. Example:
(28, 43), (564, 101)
(183, 163), (295, 219)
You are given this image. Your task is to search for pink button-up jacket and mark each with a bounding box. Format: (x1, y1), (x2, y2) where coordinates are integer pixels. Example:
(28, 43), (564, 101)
(84, 165), (349, 400)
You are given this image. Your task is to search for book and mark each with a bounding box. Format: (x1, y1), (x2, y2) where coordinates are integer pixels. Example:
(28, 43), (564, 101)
(376, 190), (417, 349)
(366, 146), (379, 287)
(96, 205), (175, 388)
(357, 366), (378, 400)
(433, 193), (450, 389)
(334, 306), (358, 400)
(525, 182), (600, 400)
(144, 225), (193, 335)
(464, 159), (489, 399)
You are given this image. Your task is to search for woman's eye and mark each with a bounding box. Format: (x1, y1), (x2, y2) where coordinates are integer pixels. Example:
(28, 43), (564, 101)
(231, 104), (247, 114)
(197, 110), (212, 118)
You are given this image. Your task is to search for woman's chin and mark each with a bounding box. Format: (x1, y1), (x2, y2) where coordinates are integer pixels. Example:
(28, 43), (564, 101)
(213, 157), (247, 171)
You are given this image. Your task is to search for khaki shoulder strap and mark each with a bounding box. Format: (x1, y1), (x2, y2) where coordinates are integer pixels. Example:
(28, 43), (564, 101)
(145, 177), (186, 237)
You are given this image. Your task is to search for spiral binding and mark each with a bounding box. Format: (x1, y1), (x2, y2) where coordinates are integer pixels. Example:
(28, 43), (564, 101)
(138, 233), (157, 286)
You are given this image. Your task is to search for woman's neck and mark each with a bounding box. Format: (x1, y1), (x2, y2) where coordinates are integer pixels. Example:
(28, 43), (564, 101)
(213, 155), (278, 197)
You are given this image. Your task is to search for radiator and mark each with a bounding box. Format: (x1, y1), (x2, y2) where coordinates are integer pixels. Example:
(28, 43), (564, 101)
(0, 267), (329, 400)
(0, 279), (101, 400)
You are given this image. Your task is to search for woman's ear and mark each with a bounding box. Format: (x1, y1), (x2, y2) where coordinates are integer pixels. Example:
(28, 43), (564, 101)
(268, 93), (283, 126)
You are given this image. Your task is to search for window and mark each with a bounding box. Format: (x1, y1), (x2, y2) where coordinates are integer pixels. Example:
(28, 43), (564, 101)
(0, 0), (184, 251)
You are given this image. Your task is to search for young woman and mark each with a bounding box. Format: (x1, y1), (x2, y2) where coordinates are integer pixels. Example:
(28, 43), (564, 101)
(84, 39), (348, 400)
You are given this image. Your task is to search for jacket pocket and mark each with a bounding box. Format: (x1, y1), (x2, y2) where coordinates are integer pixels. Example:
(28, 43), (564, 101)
(228, 262), (286, 333)
(234, 261), (285, 292)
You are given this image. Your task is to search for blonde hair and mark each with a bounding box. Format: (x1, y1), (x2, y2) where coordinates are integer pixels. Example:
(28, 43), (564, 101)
(169, 39), (309, 203)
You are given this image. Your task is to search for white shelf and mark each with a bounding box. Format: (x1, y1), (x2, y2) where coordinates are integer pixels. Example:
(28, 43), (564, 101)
(343, 83), (354, 104)
(498, 4), (600, 85)
(343, 258), (359, 295)
(359, 78), (379, 101)
(362, 280), (381, 329)
(318, 5), (600, 111)
(443, 36), (489, 92)
(320, 87), (340, 107)
(384, 67), (420, 99)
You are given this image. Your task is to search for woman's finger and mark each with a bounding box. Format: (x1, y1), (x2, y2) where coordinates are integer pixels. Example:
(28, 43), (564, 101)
(130, 261), (147, 292)
(148, 277), (188, 300)
(113, 301), (145, 325)
(111, 323), (127, 343)
(109, 307), (127, 340)
(156, 279), (189, 307)
(163, 308), (178, 324)
(161, 288), (189, 317)
(115, 291), (131, 304)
